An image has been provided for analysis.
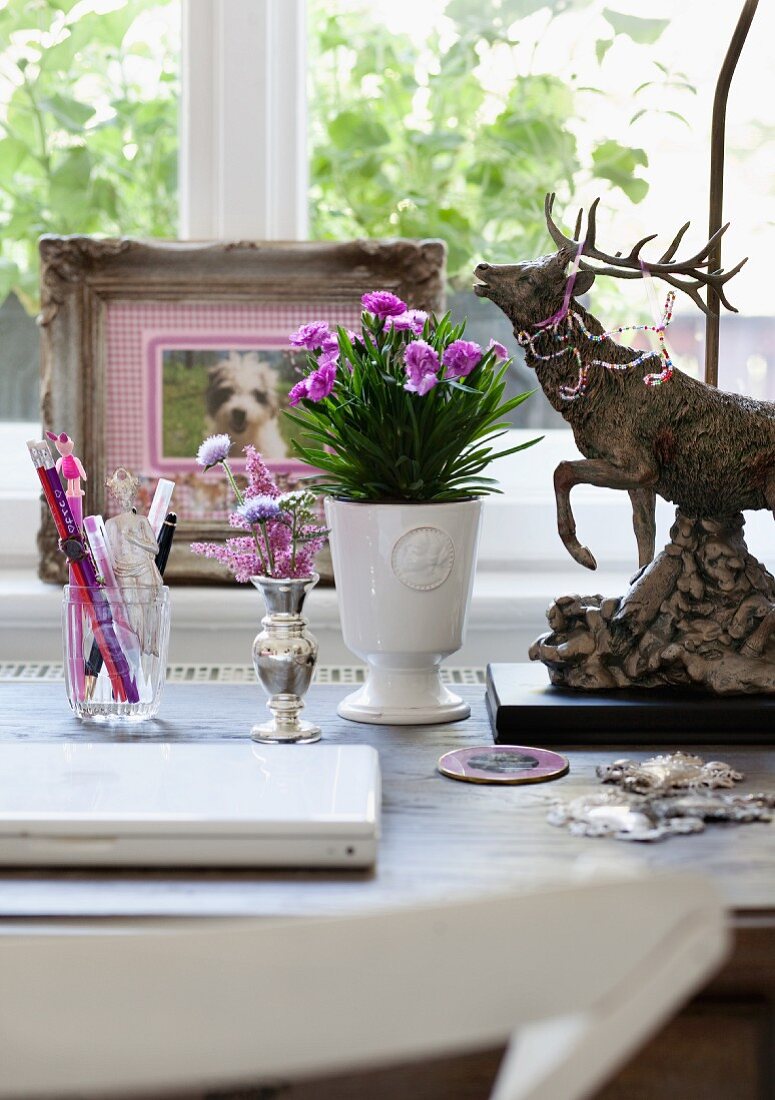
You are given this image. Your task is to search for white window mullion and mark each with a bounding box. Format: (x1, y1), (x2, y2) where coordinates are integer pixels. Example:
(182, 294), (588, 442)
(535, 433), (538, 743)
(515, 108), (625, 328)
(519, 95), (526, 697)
(180, 0), (308, 240)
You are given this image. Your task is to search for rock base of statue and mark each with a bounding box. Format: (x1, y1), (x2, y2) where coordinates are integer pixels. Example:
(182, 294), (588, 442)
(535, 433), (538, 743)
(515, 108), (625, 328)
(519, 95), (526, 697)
(531, 511), (775, 695)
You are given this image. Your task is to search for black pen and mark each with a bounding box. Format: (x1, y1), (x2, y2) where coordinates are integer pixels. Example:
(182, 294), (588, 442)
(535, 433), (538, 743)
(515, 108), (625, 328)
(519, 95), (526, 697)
(154, 512), (177, 574)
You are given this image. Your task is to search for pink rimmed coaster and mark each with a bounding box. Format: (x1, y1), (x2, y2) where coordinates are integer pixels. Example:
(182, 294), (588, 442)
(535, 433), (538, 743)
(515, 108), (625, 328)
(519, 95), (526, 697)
(438, 745), (569, 785)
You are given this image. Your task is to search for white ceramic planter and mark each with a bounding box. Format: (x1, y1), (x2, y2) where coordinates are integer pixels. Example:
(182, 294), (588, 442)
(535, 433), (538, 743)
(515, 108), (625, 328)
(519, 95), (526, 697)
(325, 498), (483, 725)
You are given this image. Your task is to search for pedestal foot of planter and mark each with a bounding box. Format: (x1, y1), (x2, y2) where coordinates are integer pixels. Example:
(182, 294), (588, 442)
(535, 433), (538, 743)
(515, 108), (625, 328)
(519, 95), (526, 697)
(338, 668), (470, 725)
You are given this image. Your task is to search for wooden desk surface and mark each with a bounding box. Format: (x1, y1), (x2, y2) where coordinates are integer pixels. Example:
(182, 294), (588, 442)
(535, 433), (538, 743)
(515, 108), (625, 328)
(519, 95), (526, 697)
(0, 680), (773, 922)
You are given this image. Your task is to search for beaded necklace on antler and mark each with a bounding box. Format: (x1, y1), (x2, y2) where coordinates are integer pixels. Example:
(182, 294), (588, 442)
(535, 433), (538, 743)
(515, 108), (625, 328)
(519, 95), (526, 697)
(517, 291), (676, 403)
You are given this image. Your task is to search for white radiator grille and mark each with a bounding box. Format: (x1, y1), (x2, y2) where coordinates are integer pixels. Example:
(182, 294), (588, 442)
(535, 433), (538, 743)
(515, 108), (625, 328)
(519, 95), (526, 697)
(0, 662), (486, 685)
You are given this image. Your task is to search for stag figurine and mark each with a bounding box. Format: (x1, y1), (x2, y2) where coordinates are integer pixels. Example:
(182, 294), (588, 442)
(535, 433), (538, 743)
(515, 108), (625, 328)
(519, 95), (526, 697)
(474, 194), (762, 571)
(477, 196), (775, 694)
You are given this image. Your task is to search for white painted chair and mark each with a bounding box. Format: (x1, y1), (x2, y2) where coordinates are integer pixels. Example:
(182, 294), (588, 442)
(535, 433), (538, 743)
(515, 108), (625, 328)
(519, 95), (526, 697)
(0, 872), (727, 1100)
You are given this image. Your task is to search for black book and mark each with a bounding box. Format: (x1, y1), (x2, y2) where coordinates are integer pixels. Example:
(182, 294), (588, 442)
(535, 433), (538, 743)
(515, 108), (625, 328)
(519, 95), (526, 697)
(486, 662), (775, 747)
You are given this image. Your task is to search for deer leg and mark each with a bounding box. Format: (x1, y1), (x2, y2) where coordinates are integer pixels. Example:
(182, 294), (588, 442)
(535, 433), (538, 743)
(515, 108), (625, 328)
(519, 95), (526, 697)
(764, 467), (775, 519)
(554, 459), (658, 571)
(628, 487), (657, 569)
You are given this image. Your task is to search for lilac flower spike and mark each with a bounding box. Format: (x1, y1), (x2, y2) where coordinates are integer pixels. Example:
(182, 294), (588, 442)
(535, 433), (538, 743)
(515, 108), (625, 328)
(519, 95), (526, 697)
(443, 339), (482, 380)
(196, 433), (232, 469)
(191, 444), (326, 580)
(403, 339), (440, 395)
(487, 339), (509, 361)
(361, 290), (407, 318)
(237, 496), (283, 524)
(289, 321), (331, 350)
(244, 445), (281, 498)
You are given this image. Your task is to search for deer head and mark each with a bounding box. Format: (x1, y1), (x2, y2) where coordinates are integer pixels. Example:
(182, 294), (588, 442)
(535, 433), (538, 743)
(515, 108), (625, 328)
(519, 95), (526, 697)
(474, 248), (595, 329)
(475, 193), (747, 327)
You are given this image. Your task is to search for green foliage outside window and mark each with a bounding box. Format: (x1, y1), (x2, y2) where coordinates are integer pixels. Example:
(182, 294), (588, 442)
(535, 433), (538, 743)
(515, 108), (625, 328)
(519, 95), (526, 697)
(0, 0), (687, 317)
(309, 0), (686, 287)
(0, 0), (178, 313)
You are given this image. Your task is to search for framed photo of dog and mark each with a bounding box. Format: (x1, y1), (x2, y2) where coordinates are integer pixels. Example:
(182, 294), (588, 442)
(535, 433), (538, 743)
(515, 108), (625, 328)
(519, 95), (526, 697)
(38, 237), (446, 583)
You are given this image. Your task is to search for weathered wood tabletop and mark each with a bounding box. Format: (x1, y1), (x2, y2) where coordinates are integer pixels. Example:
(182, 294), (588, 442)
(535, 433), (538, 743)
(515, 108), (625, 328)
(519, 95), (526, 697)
(0, 678), (773, 921)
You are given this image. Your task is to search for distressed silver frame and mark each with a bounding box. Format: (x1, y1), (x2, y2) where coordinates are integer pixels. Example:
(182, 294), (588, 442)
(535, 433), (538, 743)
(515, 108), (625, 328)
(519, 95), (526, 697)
(37, 236), (446, 583)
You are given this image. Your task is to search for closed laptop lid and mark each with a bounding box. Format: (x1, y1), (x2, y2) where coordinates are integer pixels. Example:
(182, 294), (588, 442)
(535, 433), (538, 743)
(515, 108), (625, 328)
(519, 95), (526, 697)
(0, 742), (380, 839)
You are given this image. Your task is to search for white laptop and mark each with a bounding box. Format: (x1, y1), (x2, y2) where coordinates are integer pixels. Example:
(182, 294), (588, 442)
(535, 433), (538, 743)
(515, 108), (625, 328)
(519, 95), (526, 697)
(0, 742), (380, 869)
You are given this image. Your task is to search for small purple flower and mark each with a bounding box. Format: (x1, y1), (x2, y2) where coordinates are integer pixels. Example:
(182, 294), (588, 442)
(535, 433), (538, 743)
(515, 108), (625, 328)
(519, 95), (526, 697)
(289, 321), (331, 350)
(386, 309), (428, 335)
(443, 339), (483, 380)
(196, 433), (232, 469)
(361, 290), (407, 318)
(320, 332), (340, 355)
(237, 495), (283, 524)
(487, 338), (509, 360)
(288, 379), (309, 407)
(403, 339), (440, 395)
(307, 360), (337, 401)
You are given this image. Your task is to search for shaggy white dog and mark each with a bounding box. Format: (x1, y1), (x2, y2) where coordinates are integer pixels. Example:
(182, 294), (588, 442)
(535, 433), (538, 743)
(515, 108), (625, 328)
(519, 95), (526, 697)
(205, 351), (287, 457)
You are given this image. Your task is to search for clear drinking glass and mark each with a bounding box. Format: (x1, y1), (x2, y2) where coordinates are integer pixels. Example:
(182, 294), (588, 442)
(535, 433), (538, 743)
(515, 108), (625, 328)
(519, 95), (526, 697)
(62, 585), (170, 722)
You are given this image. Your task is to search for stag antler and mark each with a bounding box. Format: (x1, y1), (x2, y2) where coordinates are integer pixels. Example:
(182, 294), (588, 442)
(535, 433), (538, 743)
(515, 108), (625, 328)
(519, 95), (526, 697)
(545, 193), (747, 315)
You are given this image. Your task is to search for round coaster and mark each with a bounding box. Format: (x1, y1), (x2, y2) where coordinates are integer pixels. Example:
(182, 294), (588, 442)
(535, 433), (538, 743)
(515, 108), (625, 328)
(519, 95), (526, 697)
(438, 745), (569, 785)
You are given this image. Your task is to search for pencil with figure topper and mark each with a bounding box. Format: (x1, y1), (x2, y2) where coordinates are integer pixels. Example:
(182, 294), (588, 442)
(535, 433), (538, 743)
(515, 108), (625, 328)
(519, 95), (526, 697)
(27, 439), (138, 704)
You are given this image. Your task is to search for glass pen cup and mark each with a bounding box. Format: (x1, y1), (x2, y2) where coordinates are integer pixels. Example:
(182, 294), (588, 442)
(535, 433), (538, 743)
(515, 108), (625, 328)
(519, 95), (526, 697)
(62, 585), (171, 722)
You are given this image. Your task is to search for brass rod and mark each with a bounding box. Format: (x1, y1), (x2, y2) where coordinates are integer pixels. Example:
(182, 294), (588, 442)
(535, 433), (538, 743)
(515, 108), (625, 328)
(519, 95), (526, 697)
(705, 0), (758, 386)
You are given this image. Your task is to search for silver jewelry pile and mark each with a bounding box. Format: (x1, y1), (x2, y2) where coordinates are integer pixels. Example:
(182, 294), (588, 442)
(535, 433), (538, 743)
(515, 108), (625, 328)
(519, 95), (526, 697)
(548, 752), (774, 842)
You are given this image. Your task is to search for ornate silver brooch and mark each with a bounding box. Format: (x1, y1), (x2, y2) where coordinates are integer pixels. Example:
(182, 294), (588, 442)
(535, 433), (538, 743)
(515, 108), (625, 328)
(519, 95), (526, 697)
(596, 752), (743, 794)
(549, 752), (773, 842)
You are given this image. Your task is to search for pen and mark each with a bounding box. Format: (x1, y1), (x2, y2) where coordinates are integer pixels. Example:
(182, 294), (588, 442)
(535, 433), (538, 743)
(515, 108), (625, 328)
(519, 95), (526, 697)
(83, 515), (143, 700)
(46, 432), (88, 704)
(27, 440), (139, 704)
(154, 512), (177, 574)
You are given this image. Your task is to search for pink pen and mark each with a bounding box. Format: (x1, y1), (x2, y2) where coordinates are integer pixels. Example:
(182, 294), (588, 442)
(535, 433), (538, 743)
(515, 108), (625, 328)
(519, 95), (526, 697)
(47, 431), (88, 702)
(83, 514), (142, 672)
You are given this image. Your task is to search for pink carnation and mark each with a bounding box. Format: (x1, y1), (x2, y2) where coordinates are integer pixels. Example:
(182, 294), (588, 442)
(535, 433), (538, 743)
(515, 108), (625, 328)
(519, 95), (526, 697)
(443, 339), (483, 380)
(361, 290), (407, 318)
(487, 338), (509, 360)
(288, 379), (309, 407)
(307, 360), (337, 401)
(289, 321), (331, 350)
(403, 339), (440, 395)
(385, 309), (428, 335)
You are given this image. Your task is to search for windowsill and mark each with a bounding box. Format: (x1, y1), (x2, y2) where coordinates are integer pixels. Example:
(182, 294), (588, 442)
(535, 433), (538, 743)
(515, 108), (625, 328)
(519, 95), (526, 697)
(0, 564), (636, 666)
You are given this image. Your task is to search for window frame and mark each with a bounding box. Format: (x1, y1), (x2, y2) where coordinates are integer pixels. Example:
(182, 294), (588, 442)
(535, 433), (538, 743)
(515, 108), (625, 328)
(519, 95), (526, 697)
(0, 1), (669, 577)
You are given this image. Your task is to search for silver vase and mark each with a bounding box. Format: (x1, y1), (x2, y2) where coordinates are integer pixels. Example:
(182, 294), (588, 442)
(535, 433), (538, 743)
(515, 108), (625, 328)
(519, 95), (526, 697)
(249, 574), (321, 743)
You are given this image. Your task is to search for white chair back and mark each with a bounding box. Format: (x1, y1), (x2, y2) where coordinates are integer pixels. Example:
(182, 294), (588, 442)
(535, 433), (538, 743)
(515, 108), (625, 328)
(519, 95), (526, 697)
(0, 872), (727, 1099)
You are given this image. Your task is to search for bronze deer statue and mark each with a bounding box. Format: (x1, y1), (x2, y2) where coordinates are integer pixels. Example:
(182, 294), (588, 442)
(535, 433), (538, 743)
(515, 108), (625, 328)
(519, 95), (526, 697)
(474, 194), (765, 572)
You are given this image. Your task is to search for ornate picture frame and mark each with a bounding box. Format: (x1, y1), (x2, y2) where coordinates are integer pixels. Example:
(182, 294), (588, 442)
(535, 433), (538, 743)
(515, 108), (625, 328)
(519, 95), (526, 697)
(38, 237), (446, 583)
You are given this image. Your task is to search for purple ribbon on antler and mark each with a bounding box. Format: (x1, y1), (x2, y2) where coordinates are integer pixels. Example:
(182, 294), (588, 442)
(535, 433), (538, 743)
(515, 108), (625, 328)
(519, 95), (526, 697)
(533, 242), (586, 329)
